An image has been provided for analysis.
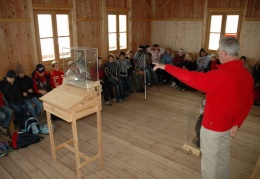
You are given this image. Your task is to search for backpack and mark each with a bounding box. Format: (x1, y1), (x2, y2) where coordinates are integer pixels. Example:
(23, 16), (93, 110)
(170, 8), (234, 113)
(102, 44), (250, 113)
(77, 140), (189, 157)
(11, 132), (43, 150)
(20, 117), (40, 134)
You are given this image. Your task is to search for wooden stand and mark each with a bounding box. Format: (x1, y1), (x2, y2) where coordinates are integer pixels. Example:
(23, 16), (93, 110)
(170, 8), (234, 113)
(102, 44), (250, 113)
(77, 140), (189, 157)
(182, 144), (201, 156)
(40, 84), (103, 179)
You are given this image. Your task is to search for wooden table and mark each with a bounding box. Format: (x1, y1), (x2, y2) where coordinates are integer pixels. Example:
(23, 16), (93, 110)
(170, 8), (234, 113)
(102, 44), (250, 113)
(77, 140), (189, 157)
(40, 84), (103, 179)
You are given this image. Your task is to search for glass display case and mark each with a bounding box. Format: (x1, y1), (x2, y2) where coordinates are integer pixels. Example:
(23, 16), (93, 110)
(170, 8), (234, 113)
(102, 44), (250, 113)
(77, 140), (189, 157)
(62, 47), (100, 89)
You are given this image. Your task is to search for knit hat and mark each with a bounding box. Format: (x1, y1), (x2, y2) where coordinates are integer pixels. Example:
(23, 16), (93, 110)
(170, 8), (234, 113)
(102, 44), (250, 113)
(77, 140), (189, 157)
(15, 65), (24, 74)
(6, 70), (16, 78)
(36, 64), (45, 73)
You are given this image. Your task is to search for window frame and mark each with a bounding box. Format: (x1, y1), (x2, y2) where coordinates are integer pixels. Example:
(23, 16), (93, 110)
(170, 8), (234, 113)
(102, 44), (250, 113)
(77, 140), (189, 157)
(205, 11), (242, 53)
(107, 12), (128, 53)
(34, 10), (72, 64)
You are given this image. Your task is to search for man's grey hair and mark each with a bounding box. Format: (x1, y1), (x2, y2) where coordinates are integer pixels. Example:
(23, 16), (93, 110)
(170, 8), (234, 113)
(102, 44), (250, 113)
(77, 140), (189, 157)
(219, 37), (240, 56)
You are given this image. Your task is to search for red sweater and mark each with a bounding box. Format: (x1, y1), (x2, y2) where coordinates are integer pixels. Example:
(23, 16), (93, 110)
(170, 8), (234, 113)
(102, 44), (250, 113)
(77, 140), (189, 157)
(165, 60), (254, 132)
(50, 70), (64, 89)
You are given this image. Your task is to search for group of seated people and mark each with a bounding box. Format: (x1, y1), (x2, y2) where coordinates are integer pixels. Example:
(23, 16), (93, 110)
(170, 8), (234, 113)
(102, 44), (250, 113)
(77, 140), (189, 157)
(102, 44), (260, 104)
(1, 44), (259, 136)
(0, 61), (64, 136)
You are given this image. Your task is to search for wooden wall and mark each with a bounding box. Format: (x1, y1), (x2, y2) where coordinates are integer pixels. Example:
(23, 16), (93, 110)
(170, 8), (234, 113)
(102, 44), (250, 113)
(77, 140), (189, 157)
(151, 0), (260, 62)
(0, 0), (35, 77)
(76, 0), (102, 53)
(0, 0), (260, 79)
(151, 21), (204, 53)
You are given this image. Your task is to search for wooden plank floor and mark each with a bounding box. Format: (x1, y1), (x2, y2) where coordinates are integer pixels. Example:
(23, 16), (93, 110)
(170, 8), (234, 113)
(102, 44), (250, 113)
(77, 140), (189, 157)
(1, 85), (260, 179)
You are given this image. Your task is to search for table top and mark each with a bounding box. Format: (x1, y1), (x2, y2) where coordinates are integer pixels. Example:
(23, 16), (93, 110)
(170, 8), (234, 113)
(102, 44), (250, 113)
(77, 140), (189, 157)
(40, 84), (99, 111)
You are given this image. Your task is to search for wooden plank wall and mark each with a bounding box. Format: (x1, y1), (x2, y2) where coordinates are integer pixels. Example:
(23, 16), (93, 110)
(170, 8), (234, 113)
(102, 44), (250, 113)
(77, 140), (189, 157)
(151, 0), (260, 62)
(151, 0), (204, 54)
(0, 0), (34, 78)
(0, 0), (260, 79)
(76, 0), (102, 53)
(131, 0), (151, 51)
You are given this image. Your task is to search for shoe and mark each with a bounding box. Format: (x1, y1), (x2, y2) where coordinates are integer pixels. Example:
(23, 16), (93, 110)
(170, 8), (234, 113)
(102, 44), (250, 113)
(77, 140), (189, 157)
(181, 88), (185, 92)
(105, 101), (112, 105)
(0, 126), (8, 136)
(177, 87), (181, 91)
(112, 98), (116, 102)
(123, 97), (127, 100)
(147, 83), (150, 86)
(172, 82), (176, 87)
(116, 99), (123, 102)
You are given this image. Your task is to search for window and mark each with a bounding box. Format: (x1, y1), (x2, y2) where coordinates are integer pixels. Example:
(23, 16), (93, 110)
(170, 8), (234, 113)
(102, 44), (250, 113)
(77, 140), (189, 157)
(206, 12), (242, 51)
(108, 13), (127, 51)
(34, 11), (71, 62)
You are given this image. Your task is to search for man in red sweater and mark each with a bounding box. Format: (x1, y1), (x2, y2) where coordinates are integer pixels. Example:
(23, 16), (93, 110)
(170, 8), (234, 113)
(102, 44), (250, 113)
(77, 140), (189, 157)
(153, 37), (254, 179)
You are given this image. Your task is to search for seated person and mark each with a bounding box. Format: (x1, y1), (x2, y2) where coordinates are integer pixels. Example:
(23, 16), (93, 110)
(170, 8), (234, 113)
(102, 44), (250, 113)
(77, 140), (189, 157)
(65, 61), (76, 77)
(0, 91), (13, 136)
(0, 70), (27, 123)
(16, 65), (43, 117)
(116, 51), (131, 98)
(196, 48), (211, 72)
(90, 57), (115, 105)
(127, 51), (144, 92)
(104, 54), (123, 102)
(172, 49), (185, 87)
(147, 44), (165, 83)
(240, 56), (252, 74)
(178, 52), (197, 91)
(208, 53), (220, 71)
(133, 46), (151, 85)
(161, 47), (174, 84)
(50, 61), (64, 89)
(32, 64), (52, 98)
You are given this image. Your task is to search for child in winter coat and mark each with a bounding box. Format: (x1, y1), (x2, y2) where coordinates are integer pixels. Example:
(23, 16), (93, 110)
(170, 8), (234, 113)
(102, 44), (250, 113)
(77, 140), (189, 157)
(16, 65), (43, 117)
(0, 70), (27, 123)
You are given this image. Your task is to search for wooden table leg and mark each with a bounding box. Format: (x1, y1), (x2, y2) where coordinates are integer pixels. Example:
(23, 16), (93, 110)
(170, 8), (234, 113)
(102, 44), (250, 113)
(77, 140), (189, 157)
(71, 119), (81, 179)
(97, 101), (104, 166)
(47, 112), (56, 160)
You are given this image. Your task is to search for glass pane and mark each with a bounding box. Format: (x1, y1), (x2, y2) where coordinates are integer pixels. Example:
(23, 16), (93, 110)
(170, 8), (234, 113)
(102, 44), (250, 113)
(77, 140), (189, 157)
(210, 15), (222, 33)
(57, 14), (69, 36)
(119, 15), (127, 32)
(38, 14), (53, 38)
(119, 33), (127, 49)
(208, 33), (221, 50)
(225, 15), (238, 34)
(40, 38), (54, 61)
(109, 33), (117, 51)
(108, 15), (116, 32)
(58, 37), (70, 58)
